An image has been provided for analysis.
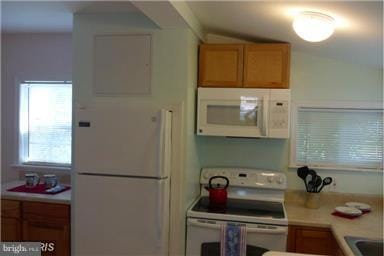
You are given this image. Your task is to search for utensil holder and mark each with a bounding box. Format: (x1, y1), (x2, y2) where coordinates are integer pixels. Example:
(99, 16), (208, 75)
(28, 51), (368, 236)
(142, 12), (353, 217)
(305, 192), (321, 209)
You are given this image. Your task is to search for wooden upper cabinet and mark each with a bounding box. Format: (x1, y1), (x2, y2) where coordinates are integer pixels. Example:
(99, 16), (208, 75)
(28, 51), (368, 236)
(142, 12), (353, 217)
(244, 44), (290, 88)
(198, 44), (243, 87)
(198, 43), (290, 88)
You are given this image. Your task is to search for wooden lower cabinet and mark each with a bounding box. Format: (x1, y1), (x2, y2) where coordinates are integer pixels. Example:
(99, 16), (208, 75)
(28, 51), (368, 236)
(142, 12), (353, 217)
(287, 225), (344, 256)
(1, 200), (70, 256)
(1, 200), (22, 241)
(23, 202), (70, 256)
(2, 217), (22, 241)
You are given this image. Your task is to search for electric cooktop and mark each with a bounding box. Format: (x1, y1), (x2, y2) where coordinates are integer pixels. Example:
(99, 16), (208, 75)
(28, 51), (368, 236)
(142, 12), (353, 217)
(191, 196), (285, 219)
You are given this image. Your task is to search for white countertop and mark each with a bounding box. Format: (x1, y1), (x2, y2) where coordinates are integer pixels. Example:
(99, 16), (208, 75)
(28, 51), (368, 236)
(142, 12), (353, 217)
(1, 180), (71, 204)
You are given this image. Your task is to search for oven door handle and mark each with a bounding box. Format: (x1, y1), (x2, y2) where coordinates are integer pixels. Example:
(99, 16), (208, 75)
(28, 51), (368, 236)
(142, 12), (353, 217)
(187, 219), (287, 234)
(247, 226), (287, 234)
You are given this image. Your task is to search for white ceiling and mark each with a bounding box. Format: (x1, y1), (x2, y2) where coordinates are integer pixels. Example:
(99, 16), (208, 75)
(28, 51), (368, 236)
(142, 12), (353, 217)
(1, 1), (383, 68)
(1, 1), (139, 32)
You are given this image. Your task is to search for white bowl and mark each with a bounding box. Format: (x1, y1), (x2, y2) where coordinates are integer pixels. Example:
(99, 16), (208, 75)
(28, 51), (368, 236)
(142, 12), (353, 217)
(345, 202), (371, 211)
(335, 206), (362, 216)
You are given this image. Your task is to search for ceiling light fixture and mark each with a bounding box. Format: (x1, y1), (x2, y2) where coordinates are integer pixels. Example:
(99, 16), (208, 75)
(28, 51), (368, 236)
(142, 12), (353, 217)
(293, 11), (336, 42)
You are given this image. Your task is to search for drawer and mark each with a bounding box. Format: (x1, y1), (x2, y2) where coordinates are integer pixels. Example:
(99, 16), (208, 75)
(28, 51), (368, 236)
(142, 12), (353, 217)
(23, 202), (70, 219)
(1, 200), (21, 218)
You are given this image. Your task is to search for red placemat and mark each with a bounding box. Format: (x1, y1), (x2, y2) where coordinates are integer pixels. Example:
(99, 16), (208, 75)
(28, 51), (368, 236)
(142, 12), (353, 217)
(7, 184), (70, 195)
(332, 210), (371, 219)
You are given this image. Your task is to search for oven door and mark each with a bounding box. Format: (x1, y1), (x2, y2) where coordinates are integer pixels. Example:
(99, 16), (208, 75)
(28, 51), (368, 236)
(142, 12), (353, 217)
(197, 89), (269, 138)
(186, 218), (287, 256)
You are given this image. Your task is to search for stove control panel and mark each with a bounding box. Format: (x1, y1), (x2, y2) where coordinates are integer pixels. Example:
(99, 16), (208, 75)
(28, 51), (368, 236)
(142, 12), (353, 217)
(200, 168), (287, 190)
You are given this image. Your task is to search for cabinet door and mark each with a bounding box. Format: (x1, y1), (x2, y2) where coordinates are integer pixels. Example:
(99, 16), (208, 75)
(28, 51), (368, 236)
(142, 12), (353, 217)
(1, 217), (21, 241)
(244, 44), (290, 88)
(288, 225), (338, 255)
(295, 228), (334, 255)
(1, 200), (21, 241)
(23, 219), (69, 256)
(22, 202), (70, 256)
(198, 44), (243, 87)
(93, 34), (151, 95)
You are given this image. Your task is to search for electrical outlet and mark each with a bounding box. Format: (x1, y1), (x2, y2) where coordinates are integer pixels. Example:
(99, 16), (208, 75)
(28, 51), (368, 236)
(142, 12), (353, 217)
(329, 178), (337, 192)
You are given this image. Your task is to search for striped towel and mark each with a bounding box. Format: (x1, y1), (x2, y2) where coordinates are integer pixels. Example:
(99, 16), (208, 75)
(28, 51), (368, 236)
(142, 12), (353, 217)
(220, 223), (247, 256)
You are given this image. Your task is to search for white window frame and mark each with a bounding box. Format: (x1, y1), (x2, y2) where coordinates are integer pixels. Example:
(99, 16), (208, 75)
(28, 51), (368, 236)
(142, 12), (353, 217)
(13, 79), (73, 171)
(290, 100), (383, 172)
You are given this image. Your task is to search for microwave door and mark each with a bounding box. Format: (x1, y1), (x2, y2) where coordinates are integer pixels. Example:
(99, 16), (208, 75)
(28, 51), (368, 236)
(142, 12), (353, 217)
(261, 95), (269, 137)
(198, 98), (266, 137)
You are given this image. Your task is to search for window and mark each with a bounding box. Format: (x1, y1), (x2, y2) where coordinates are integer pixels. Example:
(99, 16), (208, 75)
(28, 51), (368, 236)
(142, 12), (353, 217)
(291, 103), (383, 171)
(19, 81), (72, 166)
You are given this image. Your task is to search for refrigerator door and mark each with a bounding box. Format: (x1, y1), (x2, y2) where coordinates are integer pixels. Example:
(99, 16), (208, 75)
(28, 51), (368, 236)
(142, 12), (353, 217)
(74, 174), (170, 256)
(74, 106), (172, 178)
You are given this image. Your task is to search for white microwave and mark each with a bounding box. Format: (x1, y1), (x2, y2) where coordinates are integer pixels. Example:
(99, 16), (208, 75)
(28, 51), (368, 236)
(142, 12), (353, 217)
(197, 88), (290, 138)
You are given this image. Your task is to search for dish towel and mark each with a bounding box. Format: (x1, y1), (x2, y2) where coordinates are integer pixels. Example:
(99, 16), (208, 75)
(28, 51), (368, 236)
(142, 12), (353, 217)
(220, 223), (247, 256)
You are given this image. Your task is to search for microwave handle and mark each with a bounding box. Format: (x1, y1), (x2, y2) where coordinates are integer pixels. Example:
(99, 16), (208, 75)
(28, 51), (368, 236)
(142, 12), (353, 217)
(187, 219), (287, 235)
(262, 96), (269, 136)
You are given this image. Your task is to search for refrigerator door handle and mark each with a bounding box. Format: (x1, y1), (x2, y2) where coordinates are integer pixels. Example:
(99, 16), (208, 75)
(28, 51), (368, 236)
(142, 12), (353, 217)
(158, 110), (172, 178)
(156, 181), (165, 247)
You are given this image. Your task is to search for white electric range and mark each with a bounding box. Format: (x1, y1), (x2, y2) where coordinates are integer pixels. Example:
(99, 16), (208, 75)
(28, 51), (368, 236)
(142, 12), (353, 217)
(186, 168), (288, 256)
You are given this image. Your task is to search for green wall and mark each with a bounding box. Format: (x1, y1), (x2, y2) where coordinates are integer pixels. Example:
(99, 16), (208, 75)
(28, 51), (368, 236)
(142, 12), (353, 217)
(184, 31), (201, 208)
(291, 51), (382, 101)
(196, 50), (383, 195)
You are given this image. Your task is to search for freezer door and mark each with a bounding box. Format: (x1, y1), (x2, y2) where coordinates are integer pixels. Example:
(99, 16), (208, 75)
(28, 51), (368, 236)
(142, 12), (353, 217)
(74, 106), (172, 178)
(74, 174), (170, 256)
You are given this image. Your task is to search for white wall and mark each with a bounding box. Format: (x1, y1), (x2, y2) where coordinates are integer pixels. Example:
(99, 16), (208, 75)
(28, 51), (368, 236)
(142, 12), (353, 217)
(1, 33), (72, 183)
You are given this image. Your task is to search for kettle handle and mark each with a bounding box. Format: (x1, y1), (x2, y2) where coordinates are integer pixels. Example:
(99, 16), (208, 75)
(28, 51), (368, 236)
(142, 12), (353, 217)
(208, 176), (229, 189)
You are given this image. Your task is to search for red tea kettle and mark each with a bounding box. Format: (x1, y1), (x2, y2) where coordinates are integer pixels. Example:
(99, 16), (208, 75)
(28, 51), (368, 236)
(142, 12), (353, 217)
(205, 176), (229, 206)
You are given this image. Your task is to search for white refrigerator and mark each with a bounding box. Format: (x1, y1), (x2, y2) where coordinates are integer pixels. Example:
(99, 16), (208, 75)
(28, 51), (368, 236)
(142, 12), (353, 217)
(73, 105), (172, 256)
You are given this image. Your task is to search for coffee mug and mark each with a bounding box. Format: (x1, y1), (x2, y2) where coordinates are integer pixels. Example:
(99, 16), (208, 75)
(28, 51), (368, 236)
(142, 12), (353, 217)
(44, 174), (58, 189)
(25, 173), (40, 188)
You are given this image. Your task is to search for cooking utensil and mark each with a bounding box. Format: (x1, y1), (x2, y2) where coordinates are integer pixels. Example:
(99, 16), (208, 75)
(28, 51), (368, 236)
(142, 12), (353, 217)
(297, 166), (310, 192)
(312, 175), (322, 192)
(205, 176), (229, 207)
(307, 169), (317, 192)
(317, 177), (333, 192)
(306, 175), (312, 192)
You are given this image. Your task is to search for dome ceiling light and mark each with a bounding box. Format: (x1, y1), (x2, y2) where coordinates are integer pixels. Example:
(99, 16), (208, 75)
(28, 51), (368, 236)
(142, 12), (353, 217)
(293, 11), (336, 42)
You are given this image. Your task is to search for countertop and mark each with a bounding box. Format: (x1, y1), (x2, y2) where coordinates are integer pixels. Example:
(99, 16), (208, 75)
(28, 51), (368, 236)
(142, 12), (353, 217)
(285, 190), (383, 256)
(264, 252), (320, 256)
(1, 180), (71, 205)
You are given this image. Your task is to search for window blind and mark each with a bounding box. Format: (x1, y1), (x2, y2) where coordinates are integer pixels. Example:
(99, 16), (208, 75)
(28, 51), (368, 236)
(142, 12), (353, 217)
(20, 81), (72, 165)
(295, 107), (383, 170)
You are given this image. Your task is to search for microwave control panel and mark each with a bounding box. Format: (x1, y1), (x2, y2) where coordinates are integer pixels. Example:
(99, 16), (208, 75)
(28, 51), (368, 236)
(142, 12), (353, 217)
(269, 101), (289, 129)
